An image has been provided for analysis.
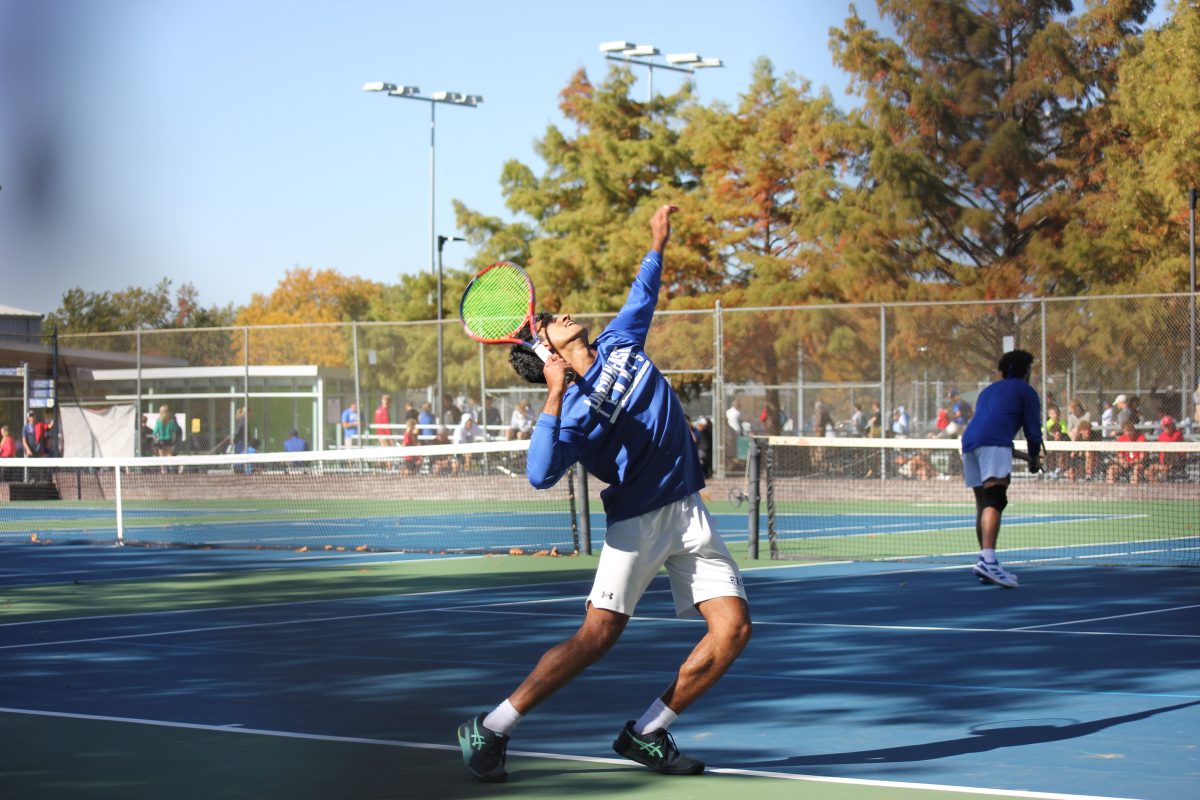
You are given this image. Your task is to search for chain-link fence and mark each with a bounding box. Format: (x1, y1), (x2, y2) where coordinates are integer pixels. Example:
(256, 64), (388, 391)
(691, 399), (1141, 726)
(18, 292), (1194, 468)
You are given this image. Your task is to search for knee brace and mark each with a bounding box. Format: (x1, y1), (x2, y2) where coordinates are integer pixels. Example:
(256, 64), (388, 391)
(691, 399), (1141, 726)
(973, 483), (1008, 513)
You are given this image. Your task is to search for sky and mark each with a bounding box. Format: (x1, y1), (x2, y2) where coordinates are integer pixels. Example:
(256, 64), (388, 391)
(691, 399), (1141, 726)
(0, 0), (1170, 317)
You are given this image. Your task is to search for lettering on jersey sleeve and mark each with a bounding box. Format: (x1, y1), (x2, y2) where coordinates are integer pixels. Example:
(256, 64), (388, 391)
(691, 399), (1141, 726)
(585, 346), (651, 422)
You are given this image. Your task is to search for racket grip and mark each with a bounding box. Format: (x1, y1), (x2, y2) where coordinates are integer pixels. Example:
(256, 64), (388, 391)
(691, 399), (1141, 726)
(531, 341), (576, 384)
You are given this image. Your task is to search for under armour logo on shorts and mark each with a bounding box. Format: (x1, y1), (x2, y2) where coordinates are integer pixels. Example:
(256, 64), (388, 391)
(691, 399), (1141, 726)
(600, 591), (614, 599)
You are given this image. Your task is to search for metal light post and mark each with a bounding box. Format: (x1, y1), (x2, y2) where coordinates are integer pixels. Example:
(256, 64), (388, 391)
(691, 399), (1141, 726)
(598, 41), (722, 101)
(436, 234), (466, 425)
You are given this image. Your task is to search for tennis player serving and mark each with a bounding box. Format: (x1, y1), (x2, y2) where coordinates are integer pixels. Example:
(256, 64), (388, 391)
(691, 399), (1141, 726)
(960, 349), (1044, 588)
(456, 204), (752, 782)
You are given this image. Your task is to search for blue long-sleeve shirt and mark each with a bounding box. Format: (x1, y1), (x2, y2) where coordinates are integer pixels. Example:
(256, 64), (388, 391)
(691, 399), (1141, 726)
(961, 378), (1043, 455)
(526, 251), (704, 524)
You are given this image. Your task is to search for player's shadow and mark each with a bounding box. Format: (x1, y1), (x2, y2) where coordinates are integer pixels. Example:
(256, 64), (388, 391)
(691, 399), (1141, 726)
(738, 699), (1199, 768)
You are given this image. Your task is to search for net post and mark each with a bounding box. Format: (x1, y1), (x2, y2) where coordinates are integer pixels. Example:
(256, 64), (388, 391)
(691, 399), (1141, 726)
(114, 463), (124, 546)
(578, 466), (592, 555)
(747, 436), (760, 559)
(765, 440), (778, 560)
(568, 463), (579, 553)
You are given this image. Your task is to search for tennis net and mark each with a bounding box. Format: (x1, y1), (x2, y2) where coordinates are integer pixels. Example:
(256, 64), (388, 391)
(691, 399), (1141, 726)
(758, 436), (1200, 567)
(2, 440), (583, 554)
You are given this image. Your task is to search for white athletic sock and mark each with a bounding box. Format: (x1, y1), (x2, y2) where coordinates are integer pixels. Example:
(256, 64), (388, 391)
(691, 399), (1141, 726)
(482, 698), (522, 736)
(981, 548), (997, 563)
(633, 697), (678, 735)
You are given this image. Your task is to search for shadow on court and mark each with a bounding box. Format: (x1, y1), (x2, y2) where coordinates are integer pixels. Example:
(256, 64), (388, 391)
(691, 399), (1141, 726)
(738, 700), (1200, 767)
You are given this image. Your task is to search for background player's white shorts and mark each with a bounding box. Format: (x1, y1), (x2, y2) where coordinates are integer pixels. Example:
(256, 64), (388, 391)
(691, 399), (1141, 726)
(588, 492), (747, 619)
(962, 445), (1012, 488)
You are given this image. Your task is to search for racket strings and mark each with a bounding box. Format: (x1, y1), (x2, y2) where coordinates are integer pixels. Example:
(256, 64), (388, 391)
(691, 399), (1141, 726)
(461, 263), (533, 339)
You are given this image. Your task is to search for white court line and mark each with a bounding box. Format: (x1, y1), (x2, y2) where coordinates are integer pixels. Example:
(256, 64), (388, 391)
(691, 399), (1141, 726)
(0, 706), (1142, 800)
(1010, 604), (1200, 631)
(438, 605), (1200, 640)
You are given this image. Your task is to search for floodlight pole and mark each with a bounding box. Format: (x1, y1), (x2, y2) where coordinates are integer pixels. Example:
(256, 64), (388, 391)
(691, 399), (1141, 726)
(436, 234), (465, 427)
(362, 83), (481, 414)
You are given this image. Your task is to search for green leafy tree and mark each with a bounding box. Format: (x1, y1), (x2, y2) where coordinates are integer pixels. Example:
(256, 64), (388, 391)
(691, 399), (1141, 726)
(829, 0), (1153, 375)
(46, 278), (236, 334)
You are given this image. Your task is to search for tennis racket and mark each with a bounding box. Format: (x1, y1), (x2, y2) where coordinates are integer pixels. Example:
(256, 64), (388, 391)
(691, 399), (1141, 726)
(459, 261), (574, 382)
(1012, 442), (1045, 472)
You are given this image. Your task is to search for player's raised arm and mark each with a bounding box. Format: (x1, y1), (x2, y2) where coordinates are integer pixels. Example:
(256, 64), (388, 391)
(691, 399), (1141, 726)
(650, 203), (677, 254)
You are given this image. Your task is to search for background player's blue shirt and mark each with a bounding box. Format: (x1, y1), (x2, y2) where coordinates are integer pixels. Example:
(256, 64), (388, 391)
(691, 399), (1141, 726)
(527, 251), (704, 524)
(961, 378), (1043, 454)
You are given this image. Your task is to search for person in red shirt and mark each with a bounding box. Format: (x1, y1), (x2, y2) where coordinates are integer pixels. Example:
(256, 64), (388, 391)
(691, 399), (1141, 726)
(1146, 416), (1184, 483)
(0, 425), (16, 482)
(1106, 421), (1146, 484)
(0, 424), (16, 457)
(374, 394), (392, 446)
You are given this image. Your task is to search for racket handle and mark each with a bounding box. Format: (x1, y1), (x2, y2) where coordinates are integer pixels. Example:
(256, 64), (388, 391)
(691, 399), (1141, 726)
(531, 340), (576, 384)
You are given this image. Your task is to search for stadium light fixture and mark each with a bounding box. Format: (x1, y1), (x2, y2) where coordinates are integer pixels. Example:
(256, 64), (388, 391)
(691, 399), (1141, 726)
(599, 40), (723, 99)
(363, 81), (481, 421)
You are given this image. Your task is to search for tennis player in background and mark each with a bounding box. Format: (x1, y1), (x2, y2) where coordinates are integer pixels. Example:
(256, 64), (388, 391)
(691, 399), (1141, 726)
(456, 204), (752, 782)
(960, 349), (1043, 588)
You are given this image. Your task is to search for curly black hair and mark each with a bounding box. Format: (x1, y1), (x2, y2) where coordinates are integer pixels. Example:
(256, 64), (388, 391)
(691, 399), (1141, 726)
(998, 349), (1034, 380)
(509, 345), (548, 384)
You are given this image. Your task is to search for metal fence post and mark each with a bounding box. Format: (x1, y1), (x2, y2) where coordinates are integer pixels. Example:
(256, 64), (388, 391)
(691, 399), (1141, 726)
(714, 300), (725, 479)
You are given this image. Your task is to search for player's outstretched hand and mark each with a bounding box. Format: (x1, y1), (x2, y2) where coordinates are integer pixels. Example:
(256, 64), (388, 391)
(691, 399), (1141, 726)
(650, 204), (679, 252)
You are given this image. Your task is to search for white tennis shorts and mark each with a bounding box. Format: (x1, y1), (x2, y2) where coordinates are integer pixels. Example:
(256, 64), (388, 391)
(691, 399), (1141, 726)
(962, 445), (1012, 488)
(588, 493), (747, 619)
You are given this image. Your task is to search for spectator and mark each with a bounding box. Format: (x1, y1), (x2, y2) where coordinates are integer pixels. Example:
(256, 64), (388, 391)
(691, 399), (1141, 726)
(341, 401), (360, 446)
(1146, 416), (1184, 483)
(0, 424), (17, 481)
(152, 405), (180, 458)
(1106, 421), (1146, 484)
(374, 395), (392, 446)
(452, 413), (479, 473)
(458, 395), (477, 425)
(1100, 400), (1116, 438)
(1113, 394), (1133, 431)
(946, 389), (972, 436)
(895, 450), (944, 480)
(891, 406), (910, 437)
(483, 397), (502, 439)
(418, 402), (437, 440)
(430, 429), (454, 476)
(283, 429), (307, 453)
(400, 418), (421, 473)
(693, 416), (713, 478)
(934, 407), (950, 436)
(232, 406), (251, 454)
(850, 402), (866, 436)
(441, 395), (462, 431)
(403, 400), (419, 424)
(508, 401), (533, 440)
(41, 411), (59, 457)
(1193, 380), (1200, 428)
(1043, 405), (1069, 474)
(22, 410), (43, 458)
(866, 400), (883, 438)
(1066, 398), (1091, 434)
(1065, 419), (1100, 481)
(812, 400), (834, 438)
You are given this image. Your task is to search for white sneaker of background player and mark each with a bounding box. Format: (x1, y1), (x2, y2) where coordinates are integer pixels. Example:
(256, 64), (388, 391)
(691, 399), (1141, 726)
(973, 559), (1019, 588)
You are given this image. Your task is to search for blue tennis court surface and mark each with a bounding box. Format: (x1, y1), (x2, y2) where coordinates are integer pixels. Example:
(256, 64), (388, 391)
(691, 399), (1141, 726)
(1, 542), (1196, 799)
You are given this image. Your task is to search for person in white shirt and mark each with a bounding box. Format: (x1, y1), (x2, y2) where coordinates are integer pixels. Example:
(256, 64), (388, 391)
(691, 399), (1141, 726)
(452, 413), (478, 473)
